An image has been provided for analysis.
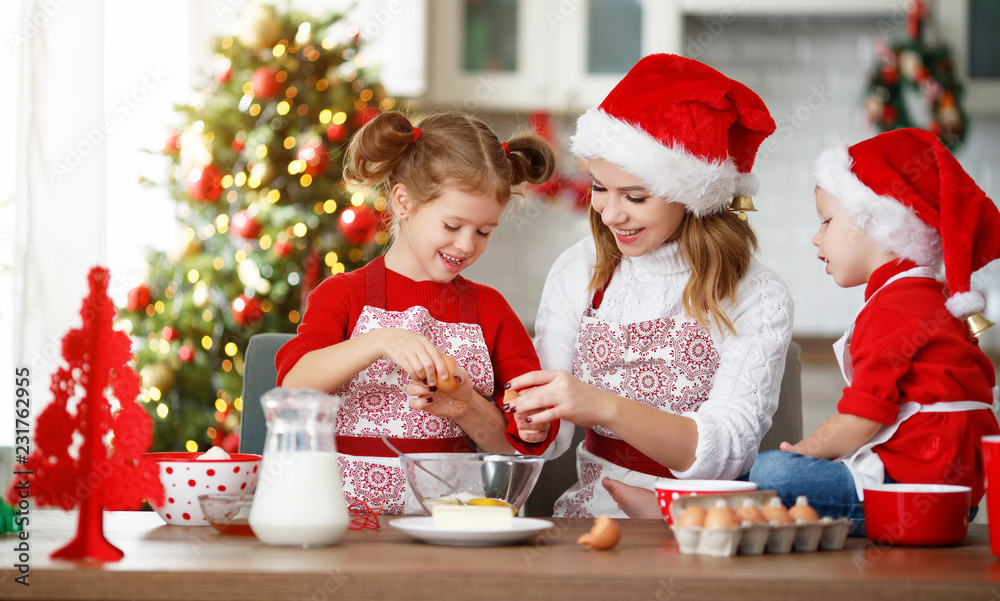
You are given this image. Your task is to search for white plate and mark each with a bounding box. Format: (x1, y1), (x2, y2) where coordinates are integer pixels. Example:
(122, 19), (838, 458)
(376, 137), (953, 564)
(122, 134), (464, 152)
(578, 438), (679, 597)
(389, 517), (555, 546)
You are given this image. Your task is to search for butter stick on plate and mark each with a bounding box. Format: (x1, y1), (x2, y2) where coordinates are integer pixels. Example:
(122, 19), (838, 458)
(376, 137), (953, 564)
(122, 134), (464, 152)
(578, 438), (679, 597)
(431, 504), (514, 530)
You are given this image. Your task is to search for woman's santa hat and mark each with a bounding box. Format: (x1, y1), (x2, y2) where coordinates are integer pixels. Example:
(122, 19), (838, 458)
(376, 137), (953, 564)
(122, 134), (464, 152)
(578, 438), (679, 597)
(570, 54), (776, 217)
(814, 128), (1000, 319)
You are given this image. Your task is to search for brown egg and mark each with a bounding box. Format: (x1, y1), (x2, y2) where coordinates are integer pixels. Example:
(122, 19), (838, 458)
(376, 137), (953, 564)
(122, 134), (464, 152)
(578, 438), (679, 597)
(761, 497), (794, 524)
(788, 495), (820, 523)
(503, 388), (520, 403)
(437, 354), (458, 392)
(577, 514), (621, 550)
(704, 499), (739, 529)
(676, 505), (707, 527)
(735, 499), (766, 524)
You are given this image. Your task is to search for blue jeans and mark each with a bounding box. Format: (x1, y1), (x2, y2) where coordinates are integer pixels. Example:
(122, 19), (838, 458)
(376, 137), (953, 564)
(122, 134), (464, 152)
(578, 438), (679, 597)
(750, 450), (869, 536)
(750, 450), (979, 537)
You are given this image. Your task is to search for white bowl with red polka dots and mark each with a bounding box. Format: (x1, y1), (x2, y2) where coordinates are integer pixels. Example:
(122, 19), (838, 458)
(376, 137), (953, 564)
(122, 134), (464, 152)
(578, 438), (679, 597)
(145, 451), (262, 526)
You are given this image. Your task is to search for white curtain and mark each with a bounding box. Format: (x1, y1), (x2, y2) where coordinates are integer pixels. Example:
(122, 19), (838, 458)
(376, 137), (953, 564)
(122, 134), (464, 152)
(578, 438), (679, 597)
(9, 1), (108, 450)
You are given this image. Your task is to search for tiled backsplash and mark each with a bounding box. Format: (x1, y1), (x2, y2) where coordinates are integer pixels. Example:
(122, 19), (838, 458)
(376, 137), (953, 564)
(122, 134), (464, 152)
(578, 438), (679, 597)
(465, 15), (1000, 351)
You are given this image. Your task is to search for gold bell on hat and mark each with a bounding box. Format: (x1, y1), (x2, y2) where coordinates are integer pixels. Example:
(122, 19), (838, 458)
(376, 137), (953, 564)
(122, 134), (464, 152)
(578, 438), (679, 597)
(966, 312), (995, 339)
(729, 195), (756, 220)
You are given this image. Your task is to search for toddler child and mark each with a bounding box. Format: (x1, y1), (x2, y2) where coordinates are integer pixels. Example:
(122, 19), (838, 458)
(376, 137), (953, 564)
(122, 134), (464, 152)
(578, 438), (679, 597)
(751, 127), (1000, 534)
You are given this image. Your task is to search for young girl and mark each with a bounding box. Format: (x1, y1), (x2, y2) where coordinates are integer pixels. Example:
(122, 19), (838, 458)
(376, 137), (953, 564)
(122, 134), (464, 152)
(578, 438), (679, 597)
(504, 54), (794, 518)
(276, 111), (559, 514)
(751, 128), (1000, 535)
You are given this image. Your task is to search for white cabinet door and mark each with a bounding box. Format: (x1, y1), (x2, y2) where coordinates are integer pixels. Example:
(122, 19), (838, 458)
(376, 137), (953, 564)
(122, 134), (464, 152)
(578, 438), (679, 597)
(425, 0), (682, 112)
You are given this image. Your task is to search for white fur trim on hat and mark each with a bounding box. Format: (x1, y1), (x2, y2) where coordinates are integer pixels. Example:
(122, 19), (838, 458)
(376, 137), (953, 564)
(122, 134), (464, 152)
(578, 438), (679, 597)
(945, 290), (986, 319)
(814, 143), (942, 268)
(570, 108), (758, 217)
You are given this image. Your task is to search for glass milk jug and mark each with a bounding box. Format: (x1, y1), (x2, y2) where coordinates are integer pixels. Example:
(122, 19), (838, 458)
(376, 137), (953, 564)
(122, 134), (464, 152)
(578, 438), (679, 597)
(248, 388), (349, 546)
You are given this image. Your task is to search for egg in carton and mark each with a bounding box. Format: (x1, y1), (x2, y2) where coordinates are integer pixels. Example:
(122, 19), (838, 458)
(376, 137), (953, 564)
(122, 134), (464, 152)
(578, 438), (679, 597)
(669, 490), (851, 557)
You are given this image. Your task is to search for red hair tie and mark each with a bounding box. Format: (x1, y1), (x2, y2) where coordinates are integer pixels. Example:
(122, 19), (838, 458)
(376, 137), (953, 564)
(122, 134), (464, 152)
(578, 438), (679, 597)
(409, 127), (421, 143)
(501, 142), (510, 155)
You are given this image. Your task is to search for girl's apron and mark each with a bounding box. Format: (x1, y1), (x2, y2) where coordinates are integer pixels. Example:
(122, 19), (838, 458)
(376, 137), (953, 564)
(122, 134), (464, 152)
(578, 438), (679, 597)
(836, 266), (998, 500)
(554, 277), (720, 517)
(332, 257), (495, 514)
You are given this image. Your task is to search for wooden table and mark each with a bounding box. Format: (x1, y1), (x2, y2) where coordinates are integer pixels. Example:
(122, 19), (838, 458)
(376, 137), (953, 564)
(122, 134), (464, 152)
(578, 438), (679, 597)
(2, 511), (1000, 600)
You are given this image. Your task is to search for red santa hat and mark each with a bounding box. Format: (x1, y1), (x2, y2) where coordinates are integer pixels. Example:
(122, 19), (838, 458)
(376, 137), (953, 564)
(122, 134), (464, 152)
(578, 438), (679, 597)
(814, 128), (1000, 319)
(570, 54), (776, 217)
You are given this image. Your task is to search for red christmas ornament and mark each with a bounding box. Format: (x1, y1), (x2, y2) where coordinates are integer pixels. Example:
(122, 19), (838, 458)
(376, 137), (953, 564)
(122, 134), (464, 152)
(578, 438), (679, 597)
(231, 133), (246, 153)
(230, 210), (262, 240)
(215, 65), (232, 84)
(326, 123), (348, 142)
(161, 326), (179, 342)
(338, 205), (379, 245)
(251, 66), (282, 100)
(231, 294), (263, 328)
(178, 344), (195, 364)
(273, 238), (294, 258)
(163, 131), (180, 156)
(6, 267), (162, 561)
(186, 164), (224, 202)
(296, 141), (330, 176)
(126, 284), (151, 313)
(355, 106), (379, 127)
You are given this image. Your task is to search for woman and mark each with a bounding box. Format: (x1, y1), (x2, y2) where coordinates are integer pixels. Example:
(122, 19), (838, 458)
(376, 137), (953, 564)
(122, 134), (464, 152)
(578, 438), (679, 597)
(506, 54), (793, 518)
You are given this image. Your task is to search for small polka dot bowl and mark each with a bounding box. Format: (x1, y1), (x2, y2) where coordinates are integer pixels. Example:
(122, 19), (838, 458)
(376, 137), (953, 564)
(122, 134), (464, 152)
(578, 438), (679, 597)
(144, 451), (262, 526)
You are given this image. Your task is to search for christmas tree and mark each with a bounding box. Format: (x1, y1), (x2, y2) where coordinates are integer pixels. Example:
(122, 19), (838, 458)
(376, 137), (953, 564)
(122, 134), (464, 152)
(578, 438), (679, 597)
(121, 4), (393, 452)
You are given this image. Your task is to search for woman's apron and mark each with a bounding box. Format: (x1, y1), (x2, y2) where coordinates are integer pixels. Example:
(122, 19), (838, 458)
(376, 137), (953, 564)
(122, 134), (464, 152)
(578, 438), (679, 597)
(332, 257), (495, 514)
(836, 266), (998, 501)
(553, 278), (720, 517)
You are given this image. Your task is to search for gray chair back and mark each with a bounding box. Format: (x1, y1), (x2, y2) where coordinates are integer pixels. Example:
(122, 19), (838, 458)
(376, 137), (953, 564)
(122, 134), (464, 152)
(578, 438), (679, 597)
(239, 333), (294, 454)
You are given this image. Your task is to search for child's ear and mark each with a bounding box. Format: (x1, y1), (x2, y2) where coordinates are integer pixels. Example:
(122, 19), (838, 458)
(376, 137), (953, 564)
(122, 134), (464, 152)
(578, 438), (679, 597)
(391, 183), (412, 218)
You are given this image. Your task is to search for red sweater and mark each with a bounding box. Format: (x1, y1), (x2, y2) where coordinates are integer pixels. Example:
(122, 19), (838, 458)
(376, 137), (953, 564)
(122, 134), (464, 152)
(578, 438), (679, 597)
(838, 260), (999, 504)
(275, 259), (557, 455)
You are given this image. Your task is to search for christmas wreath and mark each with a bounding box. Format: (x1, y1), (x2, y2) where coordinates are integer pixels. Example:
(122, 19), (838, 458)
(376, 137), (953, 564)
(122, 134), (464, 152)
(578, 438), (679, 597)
(864, 0), (966, 150)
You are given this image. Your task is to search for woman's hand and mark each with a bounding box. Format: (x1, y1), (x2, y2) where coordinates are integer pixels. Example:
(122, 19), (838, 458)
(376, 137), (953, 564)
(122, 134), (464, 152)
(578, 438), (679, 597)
(376, 328), (455, 387)
(502, 369), (618, 428)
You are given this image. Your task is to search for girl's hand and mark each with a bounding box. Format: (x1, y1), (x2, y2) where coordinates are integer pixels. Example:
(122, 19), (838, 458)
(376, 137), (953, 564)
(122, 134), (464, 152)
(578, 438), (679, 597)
(513, 410), (550, 444)
(503, 369), (617, 428)
(405, 367), (475, 420)
(377, 328), (455, 387)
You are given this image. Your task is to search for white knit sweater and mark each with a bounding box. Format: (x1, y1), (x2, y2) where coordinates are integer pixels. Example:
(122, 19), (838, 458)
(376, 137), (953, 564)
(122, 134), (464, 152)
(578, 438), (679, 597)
(535, 237), (794, 480)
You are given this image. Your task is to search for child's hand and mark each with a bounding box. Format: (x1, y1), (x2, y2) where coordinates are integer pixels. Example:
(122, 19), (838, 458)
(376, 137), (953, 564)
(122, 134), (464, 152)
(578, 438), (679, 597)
(779, 441), (802, 454)
(377, 328), (455, 388)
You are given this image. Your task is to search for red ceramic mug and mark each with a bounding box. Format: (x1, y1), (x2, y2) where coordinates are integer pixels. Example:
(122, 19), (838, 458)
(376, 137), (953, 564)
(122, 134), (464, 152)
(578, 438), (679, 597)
(654, 478), (757, 525)
(983, 435), (1000, 557)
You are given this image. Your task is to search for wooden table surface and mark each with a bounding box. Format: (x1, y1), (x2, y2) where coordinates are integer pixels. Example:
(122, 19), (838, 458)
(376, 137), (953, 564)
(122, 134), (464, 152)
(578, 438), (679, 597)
(3, 511), (1000, 600)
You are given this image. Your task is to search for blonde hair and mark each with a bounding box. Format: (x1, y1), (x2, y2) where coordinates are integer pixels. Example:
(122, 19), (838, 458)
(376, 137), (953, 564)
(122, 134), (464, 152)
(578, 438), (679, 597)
(588, 207), (758, 334)
(343, 111), (556, 241)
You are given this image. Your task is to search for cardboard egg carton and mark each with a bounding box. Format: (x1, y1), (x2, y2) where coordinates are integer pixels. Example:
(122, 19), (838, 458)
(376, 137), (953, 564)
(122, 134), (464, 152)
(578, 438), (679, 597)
(668, 490), (851, 557)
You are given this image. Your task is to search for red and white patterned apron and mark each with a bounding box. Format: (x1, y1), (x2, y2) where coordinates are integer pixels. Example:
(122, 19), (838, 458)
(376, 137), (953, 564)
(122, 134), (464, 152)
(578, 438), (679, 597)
(332, 257), (495, 514)
(554, 276), (720, 517)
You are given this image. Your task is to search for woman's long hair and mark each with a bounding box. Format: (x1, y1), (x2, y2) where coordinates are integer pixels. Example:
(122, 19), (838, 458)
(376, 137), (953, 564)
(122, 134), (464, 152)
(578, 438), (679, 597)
(588, 206), (758, 334)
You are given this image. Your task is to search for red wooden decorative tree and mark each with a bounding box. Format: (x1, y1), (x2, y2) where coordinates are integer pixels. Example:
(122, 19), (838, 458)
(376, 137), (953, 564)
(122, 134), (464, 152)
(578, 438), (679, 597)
(7, 267), (163, 561)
